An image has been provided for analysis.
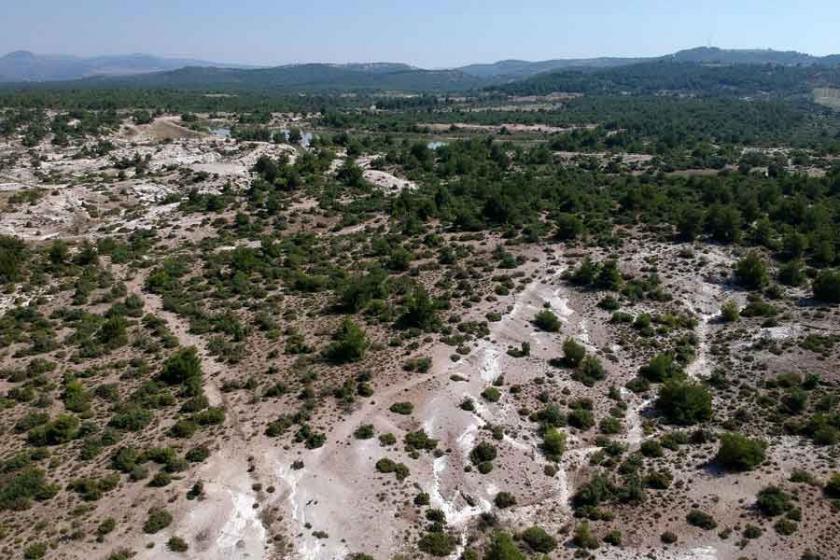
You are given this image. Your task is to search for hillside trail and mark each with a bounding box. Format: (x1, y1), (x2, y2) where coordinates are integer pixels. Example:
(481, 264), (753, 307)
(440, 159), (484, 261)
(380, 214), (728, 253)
(124, 268), (269, 560)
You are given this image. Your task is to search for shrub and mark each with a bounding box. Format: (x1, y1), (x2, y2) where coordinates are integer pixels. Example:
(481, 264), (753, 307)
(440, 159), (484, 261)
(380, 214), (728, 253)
(68, 474), (119, 501)
(541, 427), (566, 461)
(169, 419), (198, 438)
(715, 433), (767, 471)
(143, 508), (172, 533)
(354, 424), (375, 439)
(823, 473), (840, 498)
(484, 531), (526, 560)
(743, 524), (762, 539)
(778, 260), (805, 286)
(167, 535), (189, 552)
(734, 251), (769, 289)
(686, 509), (717, 530)
(397, 287), (438, 330)
(494, 491), (517, 508)
(774, 518), (798, 535)
(27, 414), (80, 446)
(404, 430), (437, 451)
(555, 213), (583, 240)
(574, 355), (607, 386)
(756, 486), (792, 516)
(533, 309), (560, 332)
(640, 353), (681, 382)
(470, 441), (497, 467)
(655, 379), (712, 425)
(324, 319), (369, 363)
(23, 542), (47, 559)
(521, 526), (557, 552)
(389, 402), (414, 415)
(185, 446), (210, 463)
(720, 300), (740, 322)
(481, 387), (501, 402)
(603, 530), (622, 545)
(160, 347), (203, 396)
(660, 531), (677, 544)
(417, 532), (456, 557)
(567, 408), (595, 430)
(562, 338), (586, 367)
(813, 270), (840, 303)
(97, 517), (116, 537)
(573, 522), (599, 549)
(640, 439), (663, 458)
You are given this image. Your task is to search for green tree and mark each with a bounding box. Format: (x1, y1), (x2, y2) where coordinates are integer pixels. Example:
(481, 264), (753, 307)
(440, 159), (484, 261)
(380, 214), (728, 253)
(541, 428), (566, 461)
(521, 526), (557, 553)
(325, 319), (369, 363)
(0, 235), (27, 284)
(640, 353), (682, 382)
(533, 309), (560, 332)
(813, 269), (840, 303)
(555, 213), (583, 241)
(715, 433), (767, 471)
(397, 287), (438, 330)
(734, 251), (769, 289)
(160, 347), (203, 396)
(655, 379), (712, 425)
(562, 338), (586, 367)
(484, 531), (525, 560)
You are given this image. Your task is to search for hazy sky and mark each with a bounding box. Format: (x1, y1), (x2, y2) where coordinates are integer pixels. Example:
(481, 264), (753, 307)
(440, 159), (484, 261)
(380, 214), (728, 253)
(3, 0), (839, 67)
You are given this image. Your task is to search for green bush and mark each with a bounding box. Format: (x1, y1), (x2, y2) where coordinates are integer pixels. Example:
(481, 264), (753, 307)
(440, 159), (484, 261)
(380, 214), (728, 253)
(813, 269), (840, 303)
(533, 309), (560, 332)
(494, 491), (517, 508)
(397, 287), (439, 330)
(470, 441), (497, 465)
(756, 486), (792, 516)
(720, 300), (740, 322)
(0, 467), (58, 510)
(567, 408), (595, 430)
(562, 338), (586, 367)
(484, 531), (526, 560)
(715, 433), (766, 471)
(573, 521), (599, 549)
(686, 509), (717, 529)
(324, 319), (369, 363)
(417, 532), (456, 556)
(143, 508), (172, 533)
(823, 473), (840, 498)
(389, 401), (414, 415)
(521, 526), (557, 552)
(541, 427), (566, 461)
(27, 414), (80, 446)
(23, 542), (47, 559)
(734, 251), (769, 289)
(97, 517), (116, 537)
(655, 379), (712, 425)
(639, 353), (681, 382)
(167, 535), (189, 552)
(574, 355), (607, 386)
(353, 424), (375, 439)
(160, 346), (203, 396)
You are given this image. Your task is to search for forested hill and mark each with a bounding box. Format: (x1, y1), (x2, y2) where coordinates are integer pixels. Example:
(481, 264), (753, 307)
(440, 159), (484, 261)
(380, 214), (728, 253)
(66, 64), (485, 93)
(5, 47), (840, 95)
(490, 60), (840, 97)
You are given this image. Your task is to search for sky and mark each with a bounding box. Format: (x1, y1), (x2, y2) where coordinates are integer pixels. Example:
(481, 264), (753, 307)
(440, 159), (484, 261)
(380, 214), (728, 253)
(2, 0), (839, 68)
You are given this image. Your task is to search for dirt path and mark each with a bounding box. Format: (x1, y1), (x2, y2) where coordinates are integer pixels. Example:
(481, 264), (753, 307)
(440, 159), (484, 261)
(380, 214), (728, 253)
(124, 270), (269, 560)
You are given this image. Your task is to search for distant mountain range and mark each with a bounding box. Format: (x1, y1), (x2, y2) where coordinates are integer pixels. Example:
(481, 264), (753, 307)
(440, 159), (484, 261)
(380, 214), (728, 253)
(2, 47), (840, 94)
(0, 50), (250, 82)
